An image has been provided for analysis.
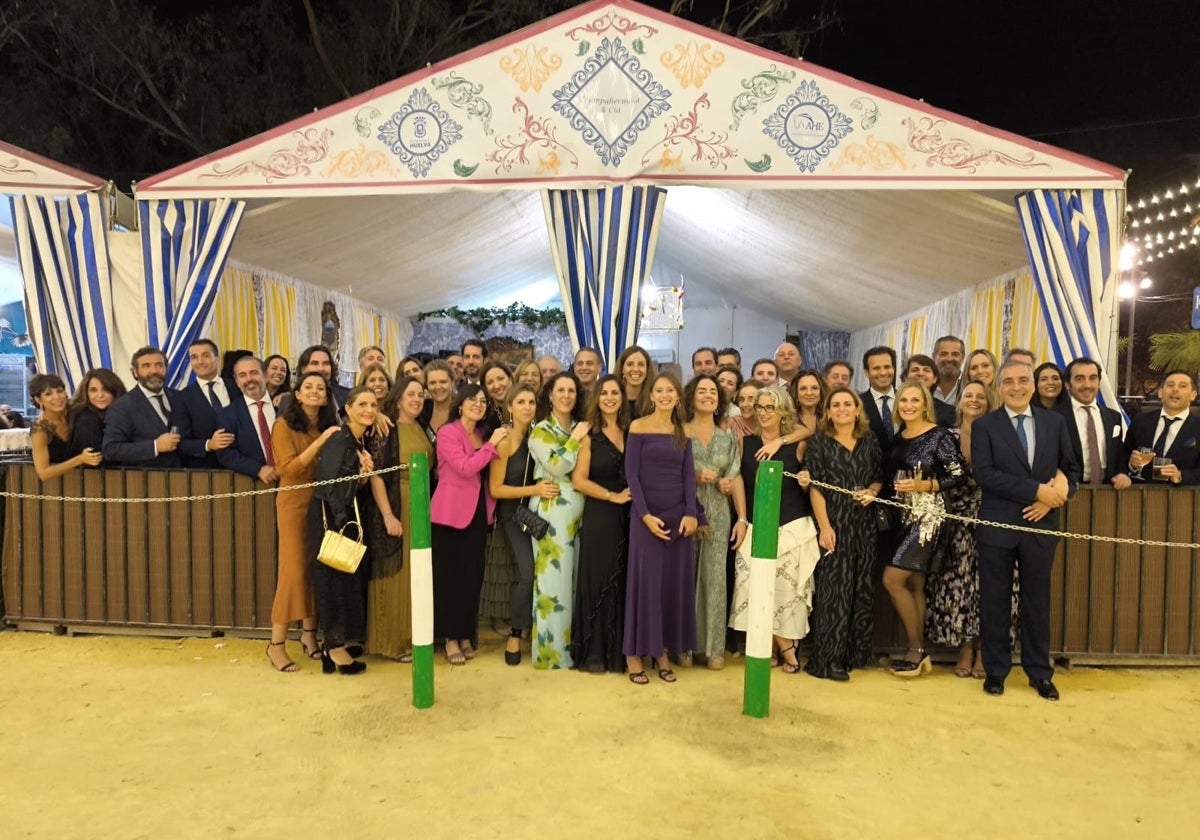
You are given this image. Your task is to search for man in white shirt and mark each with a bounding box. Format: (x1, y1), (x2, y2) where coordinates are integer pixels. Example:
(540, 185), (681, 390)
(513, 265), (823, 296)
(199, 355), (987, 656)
(932, 335), (965, 405)
(1055, 357), (1128, 488)
(460, 339), (486, 385)
(538, 355), (562, 384)
(573, 347), (601, 389)
(176, 338), (236, 468)
(1124, 370), (1200, 484)
(216, 356), (279, 483)
(750, 358), (778, 386)
(773, 341), (802, 385)
(859, 346), (897, 451)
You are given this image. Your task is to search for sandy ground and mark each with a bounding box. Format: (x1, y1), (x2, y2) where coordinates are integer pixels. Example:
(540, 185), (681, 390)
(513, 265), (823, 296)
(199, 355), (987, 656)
(1, 631), (1198, 840)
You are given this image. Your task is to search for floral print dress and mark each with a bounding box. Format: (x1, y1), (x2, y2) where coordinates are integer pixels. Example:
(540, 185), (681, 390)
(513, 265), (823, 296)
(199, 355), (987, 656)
(528, 416), (585, 669)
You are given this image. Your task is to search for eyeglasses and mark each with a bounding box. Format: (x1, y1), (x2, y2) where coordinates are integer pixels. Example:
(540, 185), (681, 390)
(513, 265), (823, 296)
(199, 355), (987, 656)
(464, 395), (488, 405)
(753, 404), (777, 414)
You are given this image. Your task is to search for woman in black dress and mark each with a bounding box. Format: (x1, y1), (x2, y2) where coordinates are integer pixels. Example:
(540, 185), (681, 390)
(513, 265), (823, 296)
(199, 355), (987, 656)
(67, 368), (126, 459)
(570, 374), (632, 672)
(29, 374), (103, 479)
(800, 388), (883, 681)
(883, 381), (969, 677)
(308, 385), (378, 675)
(616, 345), (656, 420)
(489, 383), (555, 665)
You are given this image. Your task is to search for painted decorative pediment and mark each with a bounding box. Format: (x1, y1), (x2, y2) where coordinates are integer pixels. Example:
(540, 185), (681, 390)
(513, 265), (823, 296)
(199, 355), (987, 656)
(0, 141), (106, 196)
(138, 0), (1121, 196)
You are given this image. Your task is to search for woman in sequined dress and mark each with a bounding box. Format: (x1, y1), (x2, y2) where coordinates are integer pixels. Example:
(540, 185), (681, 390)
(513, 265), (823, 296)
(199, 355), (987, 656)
(883, 381), (969, 677)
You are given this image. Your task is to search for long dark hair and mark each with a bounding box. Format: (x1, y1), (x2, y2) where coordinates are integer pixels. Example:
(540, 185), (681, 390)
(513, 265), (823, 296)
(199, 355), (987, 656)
(536, 371), (585, 425)
(264, 354), (293, 396)
(68, 368), (127, 417)
(281, 371), (339, 432)
(383, 375), (425, 421)
(586, 374), (630, 433)
(683, 373), (728, 422)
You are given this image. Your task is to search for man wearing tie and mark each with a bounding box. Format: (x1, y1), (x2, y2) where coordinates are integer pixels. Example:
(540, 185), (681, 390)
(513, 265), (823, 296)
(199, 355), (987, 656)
(102, 346), (184, 468)
(1055, 357), (1129, 489)
(859, 346), (897, 452)
(175, 338), (236, 469)
(1124, 370), (1200, 484)
(215, 356), (279, 484)
(972, 360), (1079, 700)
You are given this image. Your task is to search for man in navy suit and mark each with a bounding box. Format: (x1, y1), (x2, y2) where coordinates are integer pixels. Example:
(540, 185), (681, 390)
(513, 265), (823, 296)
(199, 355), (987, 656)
(1123, 369), (1200, 485)
(972, 360), (1079, 700)
(176, 338), (237, 469)
(1055, 357), (1130, 489)
(215, 356), (279, 483)
(102, 346), (184, 468)
(859, 345), (897, 452)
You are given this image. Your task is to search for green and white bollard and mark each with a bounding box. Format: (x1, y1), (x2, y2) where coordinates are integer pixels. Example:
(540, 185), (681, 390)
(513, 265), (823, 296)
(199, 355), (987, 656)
(408, 452), (434, 709)
(743, 460), (782, 719)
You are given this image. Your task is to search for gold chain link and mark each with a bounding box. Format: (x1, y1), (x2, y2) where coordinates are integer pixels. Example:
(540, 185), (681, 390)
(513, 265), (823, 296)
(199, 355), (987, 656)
(0, 464), (408, 504)
(781, 470), (1200, 550)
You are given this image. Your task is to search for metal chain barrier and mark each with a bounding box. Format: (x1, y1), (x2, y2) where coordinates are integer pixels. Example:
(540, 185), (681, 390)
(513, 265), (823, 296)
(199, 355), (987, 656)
(0, 464), (407, 504)
(782, 470), (1200, 550)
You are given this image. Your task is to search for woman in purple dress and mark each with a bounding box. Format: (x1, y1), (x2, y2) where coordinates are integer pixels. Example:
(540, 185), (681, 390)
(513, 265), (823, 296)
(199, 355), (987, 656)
(623, 372), (701, 684)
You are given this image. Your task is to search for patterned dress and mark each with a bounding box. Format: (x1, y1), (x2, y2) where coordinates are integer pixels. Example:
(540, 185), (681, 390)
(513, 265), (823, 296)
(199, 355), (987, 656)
(689, 425), (741, 659)
(802, 432), (883, 677)
(528, 416), (585, 669)
(926, 429), (1020, 646)
(884, 426), (969, 573)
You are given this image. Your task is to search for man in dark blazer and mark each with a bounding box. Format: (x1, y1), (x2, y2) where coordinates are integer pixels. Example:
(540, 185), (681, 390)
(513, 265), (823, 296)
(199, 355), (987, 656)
(1123, 369), (1200, 485)
(176, 338), (237, 469)
(904, 354), (957, 427)
(102, 346), (184, 468)
(215, 356), (279, 484)
(859, 345), (897, 452)
(972, 359), (1079, 701)
(275, 345), (350, 414)
(1055, 357), (1129, 488)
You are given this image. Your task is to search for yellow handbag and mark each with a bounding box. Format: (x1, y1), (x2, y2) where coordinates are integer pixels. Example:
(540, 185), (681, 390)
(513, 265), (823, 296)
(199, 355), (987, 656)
(317, 497), (367, 574)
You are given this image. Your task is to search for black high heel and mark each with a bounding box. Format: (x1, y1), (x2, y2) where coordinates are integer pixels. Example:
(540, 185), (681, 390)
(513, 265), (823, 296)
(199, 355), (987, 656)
(300, 630), (322, 660)
(321, 650), (366, 675)
(890, 647), (932, 677)
(266, 641), (298, 673)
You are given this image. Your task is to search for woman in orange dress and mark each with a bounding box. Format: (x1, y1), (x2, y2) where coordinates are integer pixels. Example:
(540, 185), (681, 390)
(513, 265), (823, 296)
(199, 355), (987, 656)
(267, 371), (340, 672)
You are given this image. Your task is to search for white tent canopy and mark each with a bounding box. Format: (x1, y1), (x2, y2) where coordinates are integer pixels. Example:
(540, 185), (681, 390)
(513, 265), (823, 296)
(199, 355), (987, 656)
(137, 0), (1123, 333)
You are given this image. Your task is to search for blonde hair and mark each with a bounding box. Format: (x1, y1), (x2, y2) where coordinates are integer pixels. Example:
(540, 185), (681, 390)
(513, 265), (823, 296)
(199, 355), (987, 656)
(754, 385), (795, 435)
(893, 380), (936, 425)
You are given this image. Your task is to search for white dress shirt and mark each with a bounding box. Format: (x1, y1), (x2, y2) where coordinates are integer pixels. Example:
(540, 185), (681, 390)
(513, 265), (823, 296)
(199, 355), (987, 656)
(1154, 409), (1189, 453)
(245, 394), (277, 461)
(1004, 404), (1036, 465)
(197, 376), (231, 409)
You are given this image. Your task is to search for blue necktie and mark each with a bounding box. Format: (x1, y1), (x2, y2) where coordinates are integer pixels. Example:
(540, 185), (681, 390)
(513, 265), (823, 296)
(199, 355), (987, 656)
(207, 381), (222, 410)
(880, 395), (893, 439)
(1015, 414), (1032, 468)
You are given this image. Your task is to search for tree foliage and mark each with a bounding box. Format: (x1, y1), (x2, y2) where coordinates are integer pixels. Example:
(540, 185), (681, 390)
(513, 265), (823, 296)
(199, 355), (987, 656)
(0, 0), (839, 185)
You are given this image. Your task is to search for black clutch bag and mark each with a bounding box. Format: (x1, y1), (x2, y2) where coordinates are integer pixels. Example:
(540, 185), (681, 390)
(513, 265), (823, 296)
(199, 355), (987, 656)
(512, 447), (551, 540)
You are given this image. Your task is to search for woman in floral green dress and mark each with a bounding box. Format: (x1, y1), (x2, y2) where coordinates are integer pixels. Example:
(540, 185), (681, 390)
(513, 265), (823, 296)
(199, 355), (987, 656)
(683, 374), (747, 669)
(528, 371), (590, 669)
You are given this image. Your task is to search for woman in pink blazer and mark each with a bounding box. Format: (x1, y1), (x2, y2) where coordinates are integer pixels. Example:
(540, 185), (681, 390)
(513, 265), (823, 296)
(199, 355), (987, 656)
(431, 383), (508, 664)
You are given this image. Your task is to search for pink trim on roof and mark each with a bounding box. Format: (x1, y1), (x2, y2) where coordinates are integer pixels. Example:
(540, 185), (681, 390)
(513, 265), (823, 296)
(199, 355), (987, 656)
(137, 0), (1122, 193)
(0, 139), (107, 191)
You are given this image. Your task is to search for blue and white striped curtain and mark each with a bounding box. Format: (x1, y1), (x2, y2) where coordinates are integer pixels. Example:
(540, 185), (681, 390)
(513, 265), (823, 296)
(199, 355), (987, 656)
(542, 186), (666, 372)
(139, 198), (245, 388)
(1015, 188), (1124, 413)
(8, 192), (114, 391)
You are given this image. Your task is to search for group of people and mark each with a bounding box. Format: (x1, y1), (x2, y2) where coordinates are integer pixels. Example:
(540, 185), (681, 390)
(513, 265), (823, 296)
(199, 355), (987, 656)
(24, 333), (1198, 699)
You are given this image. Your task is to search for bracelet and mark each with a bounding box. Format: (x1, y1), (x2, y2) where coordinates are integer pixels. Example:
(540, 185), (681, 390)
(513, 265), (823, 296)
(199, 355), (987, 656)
(737, 518), (749, 525)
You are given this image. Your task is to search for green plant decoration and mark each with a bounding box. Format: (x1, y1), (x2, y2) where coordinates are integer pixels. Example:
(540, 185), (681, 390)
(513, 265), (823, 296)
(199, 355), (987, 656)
(744, 154), (772, 172)
(452, 159), (479, 177)
(1149, 332), (1200, 372)
(417, 303), (567, 334)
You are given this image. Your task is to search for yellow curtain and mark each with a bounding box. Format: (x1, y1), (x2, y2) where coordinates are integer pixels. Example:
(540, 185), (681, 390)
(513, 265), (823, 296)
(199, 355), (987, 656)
(211, 265), (261, 356)
(211, 260), (411, 372)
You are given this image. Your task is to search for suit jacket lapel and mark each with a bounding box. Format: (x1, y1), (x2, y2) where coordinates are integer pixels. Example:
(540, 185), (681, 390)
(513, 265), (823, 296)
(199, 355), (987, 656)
(1168, 414), (1200, 459)
(993, 410), (1033, 474)
(137, 388), (169, 430)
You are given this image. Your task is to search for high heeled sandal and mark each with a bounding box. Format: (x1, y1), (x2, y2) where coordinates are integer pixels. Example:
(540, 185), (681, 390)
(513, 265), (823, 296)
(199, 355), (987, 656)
(321, 650), (366, 675)
(778, 642), (802, 675)
(299, 630), (322, 660)
(890, 647), (932, 677)
(266, 641), (298, 673)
